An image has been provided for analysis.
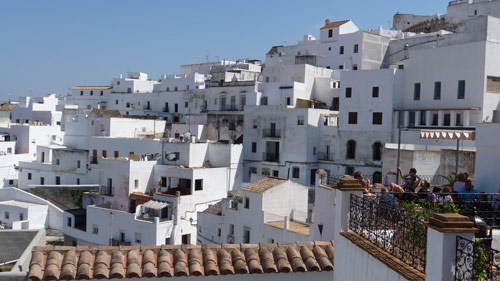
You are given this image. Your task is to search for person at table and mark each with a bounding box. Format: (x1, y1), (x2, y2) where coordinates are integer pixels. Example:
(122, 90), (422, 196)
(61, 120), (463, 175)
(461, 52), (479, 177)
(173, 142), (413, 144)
(353, 171), (371, 194)
(458, 180), (479, 203)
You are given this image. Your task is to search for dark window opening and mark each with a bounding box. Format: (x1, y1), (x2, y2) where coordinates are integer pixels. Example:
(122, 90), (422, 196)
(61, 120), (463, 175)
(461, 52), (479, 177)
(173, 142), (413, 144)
(346, 140), (356, 159)
(372, 87), (379, 98)
(348, 112), (358, 124)
(346, 87), (352, 98)
(292, 167), (300, 179)
(373, 142), (382, 161)
(373, 112), (383, 125)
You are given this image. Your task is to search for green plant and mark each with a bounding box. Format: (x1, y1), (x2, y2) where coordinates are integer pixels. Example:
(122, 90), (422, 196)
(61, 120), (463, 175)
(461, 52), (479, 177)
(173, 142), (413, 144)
(474, 238), (489, 279)
(439, 173), (458, 186)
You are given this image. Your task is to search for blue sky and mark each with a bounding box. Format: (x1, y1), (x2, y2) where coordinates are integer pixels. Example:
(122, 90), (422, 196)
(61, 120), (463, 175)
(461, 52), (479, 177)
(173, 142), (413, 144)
(0, 0), (447, 98)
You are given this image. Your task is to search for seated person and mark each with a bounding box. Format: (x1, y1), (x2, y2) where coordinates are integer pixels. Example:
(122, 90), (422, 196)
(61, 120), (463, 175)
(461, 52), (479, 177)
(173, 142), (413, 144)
(458, 180), (479, 203)
(438, 186), (454, 205)
(379, 187), (398, 209)
(427, 187), (440, 203)
(417, 180), (430, 201)
(390, 175), (420, 200)
(353, 171), (371, 194)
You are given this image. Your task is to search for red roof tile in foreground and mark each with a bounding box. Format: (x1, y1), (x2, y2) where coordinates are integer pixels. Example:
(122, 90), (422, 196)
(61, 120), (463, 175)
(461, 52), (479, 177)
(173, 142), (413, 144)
(28, 241), (334, 280)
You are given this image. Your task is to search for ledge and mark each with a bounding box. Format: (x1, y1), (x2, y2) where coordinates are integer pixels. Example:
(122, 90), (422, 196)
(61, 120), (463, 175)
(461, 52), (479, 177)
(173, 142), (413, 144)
(425, 213), (478, 233)
(340, 232), (425, 281)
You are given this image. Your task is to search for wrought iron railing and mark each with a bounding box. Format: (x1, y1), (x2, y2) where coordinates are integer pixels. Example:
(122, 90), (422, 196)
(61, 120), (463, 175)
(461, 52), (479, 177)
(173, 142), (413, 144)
(262, 152), (279, 162)
(317, 151), (333, 161)
(349, 194), (427, 273)
(262, 129), (281, 138)
(455, 236), (500, 280)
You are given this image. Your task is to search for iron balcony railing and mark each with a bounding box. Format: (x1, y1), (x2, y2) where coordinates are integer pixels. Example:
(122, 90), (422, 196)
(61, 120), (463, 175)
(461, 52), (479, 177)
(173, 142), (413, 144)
(455, 236), (500, 280)
(317, 152), (333, 161)
(262, 152), (279, 162)
(349, 194), (427, 273)
(262, 129), (281, 138)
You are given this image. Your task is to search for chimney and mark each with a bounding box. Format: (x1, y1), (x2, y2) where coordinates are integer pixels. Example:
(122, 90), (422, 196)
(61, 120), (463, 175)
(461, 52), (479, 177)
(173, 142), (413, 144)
(284, 216), (290, 230)
(325, 18), (330, 25)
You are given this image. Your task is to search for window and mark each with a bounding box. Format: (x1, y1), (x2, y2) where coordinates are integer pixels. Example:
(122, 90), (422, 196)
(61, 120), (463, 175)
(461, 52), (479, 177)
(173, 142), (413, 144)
(20, 213), (24, 220)
(67, 217), (72, 227)
(354, 44), (359, 53)
(443, 113), (451, 126)
(398, 111), (405, 127)
(77, 178), (80, 185)
(5, 211), (9, 219)
(345, 87), (352, 98)
(297, 115), (305, 125)
(195, 179), (203, 191)
(56, 176), (61, 185)
(432, 113), (439, 126)
(90, 91), (93, 96)
(373, 112), (383, 125)
(253, 119), (258, 129)
(229, 224), (234, 235)
(328, 47), (331, 51)
(77, 160), (81, 168)
(339, 46), (344, 55)
(261, 96), (268, 105)
(262, 168), (270, 176)
(114, 151), (119, 158)
(115, 100), (119, 105)
(245, 197), (250, 209)
(28, 173), (32, 180)
(456, 113), (463, 126)
(80, 91), (83, 96)
(100, 91), (103, 96)
(251, 142), (257, 153)
(372, 87), (379, 98)
(272, 170), (278, 177)
(174, 87), (178, 91)
(348, 112), (358, 124)
(292, 167), (300, 179)
(243, 228), (251, 243)
(126, 102), (130, 108)
(346, 166), (355, 176)
(40, 177), (44, 185)
(409, 111), (416, 127)
(186, 85), (190, 90)
(127, 88), (132, 93)
(134, 179), (139, 188)
(135, 232), (142, 244)
(218, 228), (221, 237)
(373, 142), (382, 161)
(313, 146), (317, 155)
(414, 83), (421, 100)
(458, 80), (466, 99)
(434, 82), (441, 100)
(420, 111), (426, 126)
(184, 102), (188, 108)
(373, 172), (382, 184)
(328, 29), (333, 37)
(352, 65), (358, 70)
(286, 97), (291, 105)
(56, 159), (60, 165)
(346, 140), (356, 159)
(92, 224), (99, 234)
(102, 150), (107, 158)
(326, 66), (330, 69)
(339, 65), (344, 70)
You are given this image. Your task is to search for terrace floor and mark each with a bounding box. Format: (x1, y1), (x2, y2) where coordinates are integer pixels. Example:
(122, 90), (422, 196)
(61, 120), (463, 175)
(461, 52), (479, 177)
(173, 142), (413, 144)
(265, 220), (310, 236)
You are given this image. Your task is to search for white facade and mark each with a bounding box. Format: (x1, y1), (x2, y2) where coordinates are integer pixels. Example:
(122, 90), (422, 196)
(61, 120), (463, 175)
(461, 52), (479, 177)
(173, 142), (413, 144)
(0, 200), (48, 229)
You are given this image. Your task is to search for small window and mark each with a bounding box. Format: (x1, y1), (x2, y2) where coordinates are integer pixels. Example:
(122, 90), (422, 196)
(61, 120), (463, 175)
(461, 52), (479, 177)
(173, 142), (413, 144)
(346, 87), (352, 98)
(339, 46), (344, 55)
(339, 65), (344, 70)
(420, 111), (427, 126)
(328, 29), (333, 38)
(243, 228), (251, 243)
(443, 113), (451, 126)
(456, 113), (463, 126)
(92, 224), (99, 234)
(229, 224), (235, 235)
(115, 100), (119, 105)
(20, 213), (24, 220)
(253, 119), (258, 129)
(373, 112), (383, 125)
(328, 47), (331, 51)
(100, 91), (103, 96)
(286, 97), (291, 105)
(251, 142), (257, 153)
(218, 228), (221, 237)
(292, 167), (300, 179)
(432, 113), (439, 126)
(373, 142), (382, 161)
(134, 179), (139, 188)
(434, 81), (441, 100)
(28, 173), (32, 180)
(245, 197), (250, 209)
(90, 90), (93, 96)
(67, 217), (72, 227)
(80, 91), (83, 96)
(174, 87), (178, 91)
(297, 115), (305, 125)
(135, 232), (142, 244)
(409, 111), (416, 127)
(326, 66), (331, 69)
(77, 160), (81, 168)
(372, 87), (379, 98)
(348, 112), (358, 124)
(195, 179), (203, 191)
(458, 80), (466, 99)
(184, 102), (188, 108)
(77, 178), (80, 185)
(56, 159), (60, 165)
(352, 65), (358, 70)
(346, 166), (355, 176)
(5, 212), (10, 219)
(346, 140), (356, 159)
(414, 83), (421, 100)
(354, 44), (359, 53)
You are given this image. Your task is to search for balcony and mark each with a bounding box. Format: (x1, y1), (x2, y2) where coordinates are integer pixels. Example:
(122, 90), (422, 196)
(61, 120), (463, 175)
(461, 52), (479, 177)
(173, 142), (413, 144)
(317, 152), (334, 161)
(219, 105), (242, 111)
(143, 106), (151, 111)
(100, 186), (113, 196)
(262, 152), (280, 162)
(262, 129), (281, 138)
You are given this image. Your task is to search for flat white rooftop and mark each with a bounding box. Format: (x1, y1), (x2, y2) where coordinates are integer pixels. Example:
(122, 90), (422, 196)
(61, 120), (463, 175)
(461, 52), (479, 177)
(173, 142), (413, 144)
(0, 200), (44, 208)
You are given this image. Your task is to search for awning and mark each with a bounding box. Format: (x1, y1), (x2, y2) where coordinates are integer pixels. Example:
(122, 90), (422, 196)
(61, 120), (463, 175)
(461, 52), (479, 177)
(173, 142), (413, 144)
(419, 130), (475, 140)
(141, 200), (168, 210)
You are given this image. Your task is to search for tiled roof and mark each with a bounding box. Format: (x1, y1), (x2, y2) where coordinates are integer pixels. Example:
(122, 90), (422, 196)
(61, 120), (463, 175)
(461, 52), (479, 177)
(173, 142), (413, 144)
(72, 86), (113, 90)
(93, 108), (122, 118)
(28, 241), (334, 280)
(320, 20), (350, 30)
(0, 104), (12, 111)
(242, 177), (288, 194)
(266, 45), (283, 56)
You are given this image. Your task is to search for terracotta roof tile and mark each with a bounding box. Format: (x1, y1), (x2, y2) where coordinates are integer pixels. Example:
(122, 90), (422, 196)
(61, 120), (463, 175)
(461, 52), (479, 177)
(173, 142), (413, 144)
(242, 177), (288, 194)
(27, 241), (334, 280)
(320, 20), (350, 30)
(93, 108), (122, 118)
